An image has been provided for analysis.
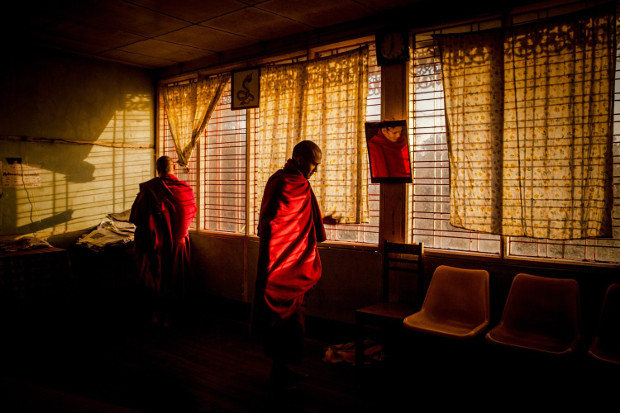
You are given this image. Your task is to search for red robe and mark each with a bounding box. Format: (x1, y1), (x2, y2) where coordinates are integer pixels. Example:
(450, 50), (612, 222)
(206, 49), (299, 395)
(254, 159), (326, 325)
(368, 129), (411, 178)
(129, 174), (197, 297)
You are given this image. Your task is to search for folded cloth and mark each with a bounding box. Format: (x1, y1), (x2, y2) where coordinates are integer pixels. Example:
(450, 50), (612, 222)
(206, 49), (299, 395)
(107, 209), (131, 222)
(75, 214), (136, 251)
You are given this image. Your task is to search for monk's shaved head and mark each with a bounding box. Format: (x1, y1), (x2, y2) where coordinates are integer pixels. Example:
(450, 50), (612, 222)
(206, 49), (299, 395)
(293, 140), (321, 161)
(292, 140), (322, 179)
(156, 156), (174, 177)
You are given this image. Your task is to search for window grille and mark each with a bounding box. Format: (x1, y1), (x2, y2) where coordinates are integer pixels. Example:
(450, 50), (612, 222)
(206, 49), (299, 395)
(409, 3), (620, 263)
(504, 4), (620, 262)
(200, 85), (247, 234)
(159, 83), (246, 233)
(160, 40), (381, 243)
(409, 22), (502, 255)
(317, 43), (381, 244)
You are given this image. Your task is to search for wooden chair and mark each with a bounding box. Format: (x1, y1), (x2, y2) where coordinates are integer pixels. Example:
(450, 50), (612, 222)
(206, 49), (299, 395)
(402, 265), (490, 339)
(588, 283), (620, 365)
(355, 240), (424, 369)
(485, 273), (581, 355)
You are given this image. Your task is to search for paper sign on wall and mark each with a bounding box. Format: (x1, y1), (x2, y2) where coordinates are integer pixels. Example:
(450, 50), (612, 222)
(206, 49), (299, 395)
(1, 160), (41, 188)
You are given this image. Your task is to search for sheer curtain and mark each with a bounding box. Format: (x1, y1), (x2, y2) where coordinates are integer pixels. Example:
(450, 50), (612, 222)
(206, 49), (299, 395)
(161, 73), (230, 168)
(438, 30), (505, 234)
(255, 47), (369, 224)
(438, 9), (615, 239)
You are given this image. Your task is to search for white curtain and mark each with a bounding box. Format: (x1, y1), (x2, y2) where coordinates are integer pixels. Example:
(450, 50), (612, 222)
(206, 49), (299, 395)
(255, 47), (369, 224)
(161, 73), (230, 167)
(438, 9), (615, 239)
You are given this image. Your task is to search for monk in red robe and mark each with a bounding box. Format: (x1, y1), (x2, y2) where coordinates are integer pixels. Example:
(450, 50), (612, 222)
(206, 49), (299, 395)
(367, 124), (411, 179)
(251, 140), (332, 390)
(130, 156), (197, 327)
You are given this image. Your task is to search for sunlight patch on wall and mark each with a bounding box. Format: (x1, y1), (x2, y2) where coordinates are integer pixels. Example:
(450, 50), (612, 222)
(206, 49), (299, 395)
(7, 94), (154, 237)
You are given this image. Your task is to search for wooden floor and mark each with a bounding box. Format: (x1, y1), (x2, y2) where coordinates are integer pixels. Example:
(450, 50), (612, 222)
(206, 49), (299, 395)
(1, 297), (619, 412)
(0, 299), (390, 413)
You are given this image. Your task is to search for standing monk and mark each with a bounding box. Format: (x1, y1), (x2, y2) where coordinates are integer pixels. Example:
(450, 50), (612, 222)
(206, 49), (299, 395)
(130, 156), (197, 327)
(252, 140), (333, 390)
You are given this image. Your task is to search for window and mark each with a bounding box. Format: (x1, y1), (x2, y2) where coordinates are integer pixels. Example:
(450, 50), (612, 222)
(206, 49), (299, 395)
(159, 83), (246, 234)
(159, 40), (380, 243)
(409, 21), (502, 255)
(409, 3), (620, 263)
(201, 85), (247, 233)
(313, 45), (381, 244)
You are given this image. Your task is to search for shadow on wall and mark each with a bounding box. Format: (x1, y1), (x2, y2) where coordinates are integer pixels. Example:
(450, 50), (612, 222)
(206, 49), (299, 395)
(12, 209), (75, 234)
(1, 49), (119, 179)
(0, 46), (155, 236)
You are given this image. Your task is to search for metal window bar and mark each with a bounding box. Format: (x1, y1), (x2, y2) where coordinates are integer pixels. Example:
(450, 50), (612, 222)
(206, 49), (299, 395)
(159, 40), (381, 242)
(410, 28), (502, 255)
(201, 85), (247, 234)
(250, 41), (381, 244)
(408, 2), (620, 263)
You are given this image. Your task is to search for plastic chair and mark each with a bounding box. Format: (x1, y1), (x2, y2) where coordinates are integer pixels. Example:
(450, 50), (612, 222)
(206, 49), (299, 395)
(588, 283), (620, 364)
(402, 265), (490, 339)
(485, 273), (581, 355)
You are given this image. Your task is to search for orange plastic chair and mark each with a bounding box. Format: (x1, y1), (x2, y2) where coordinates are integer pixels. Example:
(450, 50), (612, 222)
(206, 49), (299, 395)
(588, 283), (620, 364)
(485, 273), (581, 355)
(402, 265), (490, 339)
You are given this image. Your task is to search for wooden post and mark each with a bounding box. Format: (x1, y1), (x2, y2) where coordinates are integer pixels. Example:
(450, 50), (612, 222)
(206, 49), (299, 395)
(379, 62), (409, 245)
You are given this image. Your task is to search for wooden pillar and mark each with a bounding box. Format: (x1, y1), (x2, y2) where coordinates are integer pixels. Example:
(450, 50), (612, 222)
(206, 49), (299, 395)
(379, 62), (408, 245)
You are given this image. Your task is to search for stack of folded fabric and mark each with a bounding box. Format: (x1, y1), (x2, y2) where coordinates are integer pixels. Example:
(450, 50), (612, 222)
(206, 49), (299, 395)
(75, 210), (135, 251)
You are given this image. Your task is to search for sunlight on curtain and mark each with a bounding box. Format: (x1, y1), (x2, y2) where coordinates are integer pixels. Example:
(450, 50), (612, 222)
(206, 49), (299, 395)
(438, 30), (504, 234)
(438, 9), (614, 239)
(503, 11), (614, 239)
(161, 73), (229, 167)
(256, 47), (369, 224)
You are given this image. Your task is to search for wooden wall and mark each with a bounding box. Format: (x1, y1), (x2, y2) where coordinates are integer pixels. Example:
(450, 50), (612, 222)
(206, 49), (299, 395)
(0, 47), (155, 237)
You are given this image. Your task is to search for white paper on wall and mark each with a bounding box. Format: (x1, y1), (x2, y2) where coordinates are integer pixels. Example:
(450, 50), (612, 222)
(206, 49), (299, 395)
(2, 161), (41, 188)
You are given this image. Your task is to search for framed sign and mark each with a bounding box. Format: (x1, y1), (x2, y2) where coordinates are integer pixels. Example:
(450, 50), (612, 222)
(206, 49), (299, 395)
(231, 67), (260, 110)
(366, 120), (412, 183)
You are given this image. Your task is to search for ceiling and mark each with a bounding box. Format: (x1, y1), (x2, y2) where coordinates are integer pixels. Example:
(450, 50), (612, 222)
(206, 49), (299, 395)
(2, 0), (537, 73)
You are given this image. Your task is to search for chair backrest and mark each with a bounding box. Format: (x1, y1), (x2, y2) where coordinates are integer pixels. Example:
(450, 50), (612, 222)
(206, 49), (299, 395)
(421, 265), (490, 327)
(382, 240), (424, 305)
(500, 273), (581, 346)
(594, 283), (620, 351)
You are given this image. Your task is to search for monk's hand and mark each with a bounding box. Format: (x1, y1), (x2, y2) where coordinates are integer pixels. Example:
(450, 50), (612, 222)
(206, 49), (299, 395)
(323, 214), (341, 225)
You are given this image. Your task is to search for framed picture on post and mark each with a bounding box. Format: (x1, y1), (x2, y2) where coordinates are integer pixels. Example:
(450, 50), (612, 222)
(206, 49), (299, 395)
(366, 120), (412, 183)
(231, 67), (260, 110)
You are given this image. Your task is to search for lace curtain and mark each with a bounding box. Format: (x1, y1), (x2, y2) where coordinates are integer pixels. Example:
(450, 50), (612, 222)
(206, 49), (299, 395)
(161, 73), (229, 167)
(438, 9), (615, 239)
(255, 47), (369, 224)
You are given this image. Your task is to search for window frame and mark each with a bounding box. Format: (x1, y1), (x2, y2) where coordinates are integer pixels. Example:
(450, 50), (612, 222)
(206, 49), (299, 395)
(155, 1), (620, 266)
(157, 37), (382, 247)
(407, 2), (620, 265)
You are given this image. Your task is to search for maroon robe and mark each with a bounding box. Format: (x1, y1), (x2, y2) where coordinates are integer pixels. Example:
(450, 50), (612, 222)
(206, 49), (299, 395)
(129, 174), (197, 298)
(255, 159), (326, 318)
(368, 128), (411, 178)
(252, 159), (326, 362)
